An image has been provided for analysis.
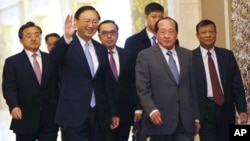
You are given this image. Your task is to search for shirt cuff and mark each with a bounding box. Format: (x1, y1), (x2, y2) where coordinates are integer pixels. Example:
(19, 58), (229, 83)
(149, 109), (159, 117)
(64, 35), (73, 44)
(135, 110), (143, 114)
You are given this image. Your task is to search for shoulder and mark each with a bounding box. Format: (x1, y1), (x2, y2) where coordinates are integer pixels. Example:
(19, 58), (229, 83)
(177, 46), (192, 54)
(5, 51), (25, 62)
(214, 47), (234, 56)
(126, 28), (147, 41)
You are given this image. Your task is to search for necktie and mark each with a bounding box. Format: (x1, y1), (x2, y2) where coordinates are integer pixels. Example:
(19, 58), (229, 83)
(207, 51), (224, 106)
(166, 51), (179, 83)
(109, 51), (118, 81)
(84, 43), (96, 107)
(152, 36), (157, 46)
(32, 54), (42, 85)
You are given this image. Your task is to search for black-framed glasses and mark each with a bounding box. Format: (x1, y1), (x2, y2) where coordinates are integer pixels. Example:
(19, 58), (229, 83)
(100, 30), (118, 36)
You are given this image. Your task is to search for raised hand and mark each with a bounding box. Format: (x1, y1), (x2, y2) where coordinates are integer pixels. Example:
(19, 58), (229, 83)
(64, 14), (76, 39)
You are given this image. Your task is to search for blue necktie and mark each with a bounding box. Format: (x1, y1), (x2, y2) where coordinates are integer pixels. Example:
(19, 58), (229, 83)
(166, 51), (179, 83)
(152, 36), (157, 46)
(84, 42), (96, 107)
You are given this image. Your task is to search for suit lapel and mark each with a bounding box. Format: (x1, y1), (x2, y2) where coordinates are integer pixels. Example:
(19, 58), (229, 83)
(72, 35), (93, 78)
(117, 48), (125, 81)
(193, 47), (207, 82)
(40, 52), (49, 86)
(154, 46), (177, 83)
(21, 51), (41, 86)
(214, 47), (225, 87)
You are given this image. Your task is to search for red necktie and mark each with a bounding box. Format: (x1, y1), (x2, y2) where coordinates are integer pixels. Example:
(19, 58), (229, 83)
(207, 51), (224, 106)
(32, 54), (42, 85)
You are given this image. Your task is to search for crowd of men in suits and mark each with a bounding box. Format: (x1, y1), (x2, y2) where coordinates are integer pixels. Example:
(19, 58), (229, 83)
(2, 2), (248, 141)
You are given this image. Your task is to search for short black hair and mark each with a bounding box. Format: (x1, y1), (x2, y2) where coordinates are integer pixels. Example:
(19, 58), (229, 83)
(154, 17), (178, 33)
(97, 20), (119, 33)
(45, 33), (60, 42)
(74, 5), (101, 20)
(18, 21), (42, 39)
(196, 19), (216, 33)
(144, 2), (164, 15)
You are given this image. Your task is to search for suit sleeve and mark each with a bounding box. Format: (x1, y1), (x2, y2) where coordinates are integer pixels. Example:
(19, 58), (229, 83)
(2, 58), (19, 112)
(230, 51), (247, 113)
(136, 52), (157, 116)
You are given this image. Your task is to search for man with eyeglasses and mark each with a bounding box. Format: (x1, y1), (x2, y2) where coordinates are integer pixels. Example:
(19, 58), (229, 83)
(2, 21), (59, 141)
(49, 6), (119, 141)
(98, 20), (142, 141)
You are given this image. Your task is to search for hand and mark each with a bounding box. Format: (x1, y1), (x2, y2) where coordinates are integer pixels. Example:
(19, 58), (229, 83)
(150, 111), (163, 126)
(239, 112), (248, 124)
(110, 116), (120, 129)
(134, 113), (142, 122)
(195, 121), (201, 135)
(11, 107), (22, 120)
(64, 14), (76, 39)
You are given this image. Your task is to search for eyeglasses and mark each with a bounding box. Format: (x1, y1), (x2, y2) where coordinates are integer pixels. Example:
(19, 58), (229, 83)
(24, 33), (41, 39)
(79, 19), (99, 26)
(100, 30), (118, 36)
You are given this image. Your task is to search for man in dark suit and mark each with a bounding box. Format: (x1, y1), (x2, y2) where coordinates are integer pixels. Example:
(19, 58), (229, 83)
(124, 3), (164, 141)
(124, 2), (164, 61)
(136, 17), (200, 141)
(45, 32), (60, 53)
(49, 6), (119, 141)
(192, 19), (248, 141)
(98, 20), (142, 141)
(2, 21), (59, 141)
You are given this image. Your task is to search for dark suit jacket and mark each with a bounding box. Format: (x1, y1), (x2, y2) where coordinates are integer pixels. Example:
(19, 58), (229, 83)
(136, 45), (198, 135)
(192, 47), (247, 124)
(50, 34), (116, 127)
(110, 47), (141, 125)
(2, 50), (58, 134)
(124, 28), (151, 60)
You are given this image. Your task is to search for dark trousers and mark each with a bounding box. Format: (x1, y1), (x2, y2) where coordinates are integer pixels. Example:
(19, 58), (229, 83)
(199, 99), (229, 141)
(105, 122), (131, 141)
(132, 121), (148, 141)
(16, 129), (58, 141)
(150, 118), (194, 141)
(60, 107), (103, 141)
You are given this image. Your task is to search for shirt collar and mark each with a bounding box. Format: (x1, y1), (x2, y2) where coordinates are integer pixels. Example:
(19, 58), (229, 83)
(146, 28), (155, 39)
(25, 49), (41, 58)
(108, 47), (118, 54)
(159, 45), (177, 56)
(200, 46), (215, 58)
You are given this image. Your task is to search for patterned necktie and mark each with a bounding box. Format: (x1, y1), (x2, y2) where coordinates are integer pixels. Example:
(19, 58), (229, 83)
(166, 51), (179, 83)
(32, 54), (42, 85)
(84, 43), (96, 107)
(109, 51), (118, 81)
(207, 51), (224, 106)
(152, 36), (157, 46)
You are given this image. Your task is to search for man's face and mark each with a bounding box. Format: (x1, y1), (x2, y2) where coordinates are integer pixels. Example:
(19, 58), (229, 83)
(46, 36), (59, 52)
(156, 19), (178, 50)
(75, 10), (100, 41)
(196, 24), (217, 50)
(98, 23), (118, 50)
(145, 11), (164, 33)
(20, 27), (41, 52)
